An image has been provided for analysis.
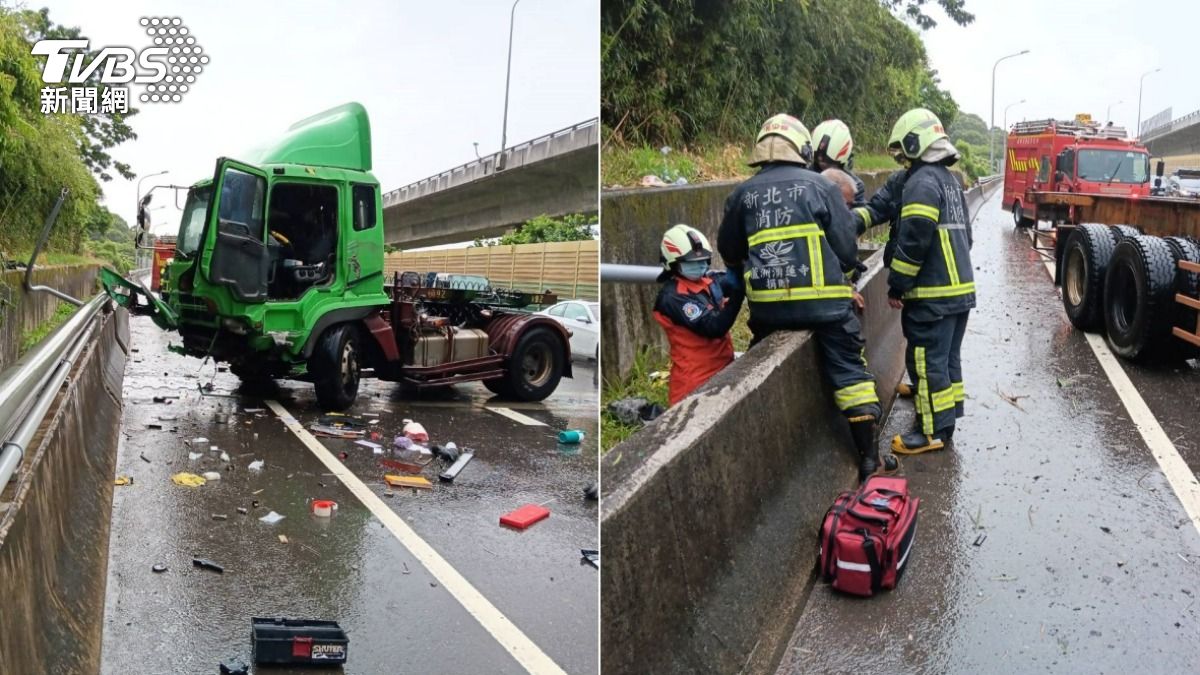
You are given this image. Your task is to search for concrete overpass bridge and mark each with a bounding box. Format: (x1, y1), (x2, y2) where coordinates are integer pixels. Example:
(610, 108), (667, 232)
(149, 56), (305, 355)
(382, 118), (598, 248)
(1143, 109), (1200, 171)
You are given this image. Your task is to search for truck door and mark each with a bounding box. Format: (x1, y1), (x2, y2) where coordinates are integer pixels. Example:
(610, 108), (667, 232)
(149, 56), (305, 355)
(1056, 148), (1075, 189)
(207, 158), (270, 302)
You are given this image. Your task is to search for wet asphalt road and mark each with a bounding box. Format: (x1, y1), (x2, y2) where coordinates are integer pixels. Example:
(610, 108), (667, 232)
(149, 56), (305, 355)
(101, 314), (598, 674)
(778, 194), (1200, 674)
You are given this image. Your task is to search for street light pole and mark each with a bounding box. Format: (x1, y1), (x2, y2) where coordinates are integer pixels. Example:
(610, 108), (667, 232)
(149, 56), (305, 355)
(1105, 100), (1123, 125)
(1136, 68), (1162, 137)
(1003, 99), (1025, 134)
(136, 170), (168, 205)
(497, 0), (522, 171)
(990, 49), (1031, 173)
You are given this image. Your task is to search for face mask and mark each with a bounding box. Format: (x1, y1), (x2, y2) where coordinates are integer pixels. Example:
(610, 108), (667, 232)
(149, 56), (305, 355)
(679, 260), (709, 280)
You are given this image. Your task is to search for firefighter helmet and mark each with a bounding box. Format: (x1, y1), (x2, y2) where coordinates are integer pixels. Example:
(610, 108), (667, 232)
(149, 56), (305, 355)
(751, 114), (813, 165)
(659, 224), (712, 271)
(889, 108), (948, 161)
(813, 119), (854, 166)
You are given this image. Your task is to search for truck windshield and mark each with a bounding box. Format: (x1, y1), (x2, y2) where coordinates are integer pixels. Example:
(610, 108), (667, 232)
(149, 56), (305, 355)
(1077, 150), (1149, 184)
(175, 186), (212, 258)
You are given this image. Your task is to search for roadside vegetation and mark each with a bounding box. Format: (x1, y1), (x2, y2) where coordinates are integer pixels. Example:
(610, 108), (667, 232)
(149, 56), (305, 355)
(601, 0), (979, 186)
(0, 5), (139, 267)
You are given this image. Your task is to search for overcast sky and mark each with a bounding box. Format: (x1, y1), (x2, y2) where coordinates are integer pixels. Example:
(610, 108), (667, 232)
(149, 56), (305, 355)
(921, 0), (1194, 134)
(35, 0), (598, 234)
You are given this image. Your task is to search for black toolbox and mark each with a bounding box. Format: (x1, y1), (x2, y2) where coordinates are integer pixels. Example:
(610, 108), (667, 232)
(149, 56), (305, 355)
(251, 617), (349, 665)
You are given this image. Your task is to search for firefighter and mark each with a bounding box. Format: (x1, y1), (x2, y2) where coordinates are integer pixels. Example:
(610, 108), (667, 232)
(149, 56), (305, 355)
(717, 114), (898, 482)
(653, 224), (744, 407)
(884, 108), (975, 454)
(812, 119), (866, 205)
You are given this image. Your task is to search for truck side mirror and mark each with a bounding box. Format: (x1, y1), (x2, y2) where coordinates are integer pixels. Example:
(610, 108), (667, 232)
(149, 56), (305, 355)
(1156, 160), (1165, 177)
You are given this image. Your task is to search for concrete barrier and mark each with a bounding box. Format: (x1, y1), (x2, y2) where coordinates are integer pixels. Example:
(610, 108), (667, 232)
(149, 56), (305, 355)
(600, 247), (906, 675)
(0, 304), (129, 672)
(0, 265), (99, 371)
(600, 170), (919, 382)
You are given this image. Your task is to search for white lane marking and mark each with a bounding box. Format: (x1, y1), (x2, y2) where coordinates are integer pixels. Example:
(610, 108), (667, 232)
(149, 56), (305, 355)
(1040, 260), (1200, 536)
(265, 399), (567, 675)
(486, 406), (547, 426)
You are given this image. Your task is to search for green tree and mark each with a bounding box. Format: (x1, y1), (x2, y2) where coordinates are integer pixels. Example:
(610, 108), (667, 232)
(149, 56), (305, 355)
(880, 0), (974, 29)
(474, 214), (595, 247)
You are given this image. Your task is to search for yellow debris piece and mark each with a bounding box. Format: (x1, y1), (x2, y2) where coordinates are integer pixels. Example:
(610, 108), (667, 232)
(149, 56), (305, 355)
(171, 472), (207, 487)
(384, 474), (432, 490)
(114, 476), (133, 486)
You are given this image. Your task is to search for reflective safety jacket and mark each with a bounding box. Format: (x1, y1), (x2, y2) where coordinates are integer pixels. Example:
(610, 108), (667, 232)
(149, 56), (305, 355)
(851, 169), (906, 248)
(887, 163), (975, 321)
(653, 273), (742, 406)
(717, 163), (860, 328)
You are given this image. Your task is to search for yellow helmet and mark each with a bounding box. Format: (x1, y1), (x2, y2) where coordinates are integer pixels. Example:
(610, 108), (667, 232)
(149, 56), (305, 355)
(888, 108), (948, 162)
(812, 119), (854, 166)
(751, 114), (813, 166)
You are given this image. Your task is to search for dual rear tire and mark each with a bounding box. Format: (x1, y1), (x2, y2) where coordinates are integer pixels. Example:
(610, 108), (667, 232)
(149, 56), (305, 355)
(1061, 225), (1200, 361)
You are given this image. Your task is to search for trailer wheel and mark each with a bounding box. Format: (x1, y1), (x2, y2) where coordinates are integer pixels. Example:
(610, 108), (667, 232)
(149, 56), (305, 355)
(1162, 237), (1200, 360)
(1013, 201), (1035, 228)
(1062, 223), (1115, 331)
(497, 327), (564, 402)
(1109, 224), (1141, 240)
(312, 324), (361, 411)
(1104, 235), (1177, 360)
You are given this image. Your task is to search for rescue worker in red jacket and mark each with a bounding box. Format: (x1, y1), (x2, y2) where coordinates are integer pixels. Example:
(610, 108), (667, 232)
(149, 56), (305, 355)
(717, 114), (898, 482)
(653, 224), (744, 407)
(884, 108), (975, 454)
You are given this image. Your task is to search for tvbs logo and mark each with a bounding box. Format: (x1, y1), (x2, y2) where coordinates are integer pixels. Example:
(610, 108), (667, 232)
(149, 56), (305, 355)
(33, 17), (207, 114)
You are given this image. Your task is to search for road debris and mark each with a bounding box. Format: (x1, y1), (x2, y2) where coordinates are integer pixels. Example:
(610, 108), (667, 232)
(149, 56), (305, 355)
(237, 507), (249, 515)
(248, 459), (264, 471)
(192, 557), (224, 573)
(380, 458), (423, 474)
(402, 418), (429, 442)
(439, 450), (475, 482)
(220, 451), (231, 463)
(202, 471), (222, 481)
(139, 453), (151, 463)
(278, 534), (289, 544)
(557, 429), (585, 444)
(973, 533), (988, 547)
(432, 442), (460, 462)
(581, 549), (600, 568)
(606, 397), (664, 426)
(584, 482), (599, 501)
(114, 475), (133, 486)
(171, 472), (206, 487)
(259, 511), (285, 524)
(500, 504), (550, 530)
(996, 386), (1028, 411)
(311, 500), (337, 517)
(218, 657), (249, 675)
(212, 513), (228, 521)
(151, 563), (167, 573)
(152, 396), (178, 403)
(384, 475), (432, 490)
(355, 440), (382, 453)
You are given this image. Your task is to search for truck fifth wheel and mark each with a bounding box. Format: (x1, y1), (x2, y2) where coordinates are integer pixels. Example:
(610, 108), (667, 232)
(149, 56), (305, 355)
(101, 102), (573, 409)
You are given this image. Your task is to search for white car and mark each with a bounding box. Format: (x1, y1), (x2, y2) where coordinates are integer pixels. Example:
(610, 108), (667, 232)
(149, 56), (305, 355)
(538, 300), (599, 361)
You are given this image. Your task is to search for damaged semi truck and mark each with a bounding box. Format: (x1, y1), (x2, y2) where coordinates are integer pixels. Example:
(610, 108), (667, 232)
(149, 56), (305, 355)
(103, 103), (572, 410)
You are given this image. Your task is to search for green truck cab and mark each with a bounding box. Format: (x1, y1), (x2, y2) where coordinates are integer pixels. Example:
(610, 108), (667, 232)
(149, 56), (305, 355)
(104, 103), (572, 409)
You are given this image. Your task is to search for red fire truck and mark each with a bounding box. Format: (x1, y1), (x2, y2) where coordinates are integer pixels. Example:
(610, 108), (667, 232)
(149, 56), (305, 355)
(1003, 116), (1151, 228)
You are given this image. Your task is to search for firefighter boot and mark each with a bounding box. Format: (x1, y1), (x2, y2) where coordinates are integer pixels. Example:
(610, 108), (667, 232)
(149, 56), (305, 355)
(848, 414), (899, 482)
(891, 427), (952, 455)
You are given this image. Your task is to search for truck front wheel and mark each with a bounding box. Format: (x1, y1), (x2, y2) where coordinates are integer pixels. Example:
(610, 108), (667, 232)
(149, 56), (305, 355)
(1013, 201), (1035, 228)
(312, 324), (361, 411)
(494, 327), (564, 402)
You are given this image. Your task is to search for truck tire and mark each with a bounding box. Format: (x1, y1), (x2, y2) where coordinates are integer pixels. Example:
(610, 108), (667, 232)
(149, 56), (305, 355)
(1013, 201), (1035, 228)
(312, 324), (361, 411)
(496, 326), (564, 402)
(1104, 235), (1177, 360)
(1109, 224), (1140, 240)
(1061, 223), (1115, 331)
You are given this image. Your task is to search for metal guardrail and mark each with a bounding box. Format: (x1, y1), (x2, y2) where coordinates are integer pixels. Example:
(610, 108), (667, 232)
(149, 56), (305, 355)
(0, 293), (108, 494)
